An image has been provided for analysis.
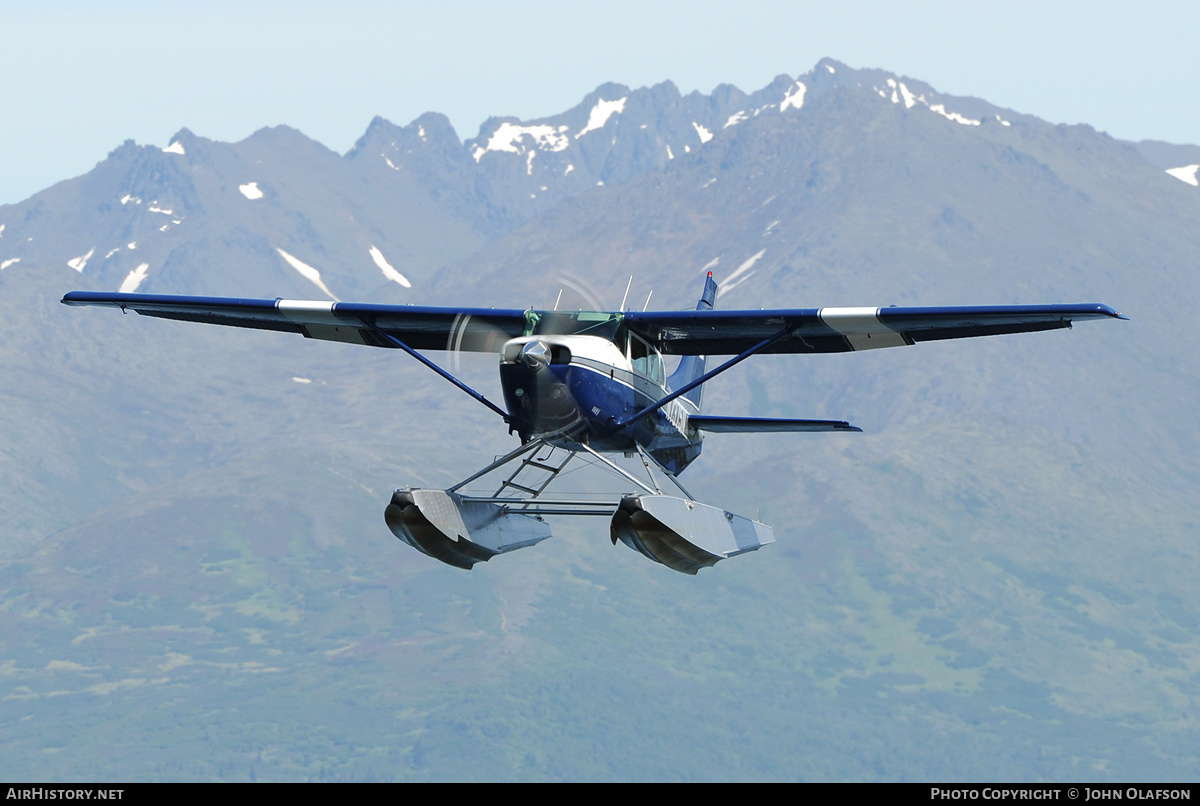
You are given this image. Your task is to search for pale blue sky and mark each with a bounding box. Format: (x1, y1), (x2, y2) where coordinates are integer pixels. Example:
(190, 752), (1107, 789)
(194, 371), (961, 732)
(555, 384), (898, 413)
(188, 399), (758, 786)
(2, 0), (1197, 205)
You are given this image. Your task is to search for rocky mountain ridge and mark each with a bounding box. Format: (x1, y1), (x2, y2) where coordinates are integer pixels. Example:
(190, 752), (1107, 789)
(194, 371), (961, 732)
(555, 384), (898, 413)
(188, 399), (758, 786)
(6, 58), (1193, 306)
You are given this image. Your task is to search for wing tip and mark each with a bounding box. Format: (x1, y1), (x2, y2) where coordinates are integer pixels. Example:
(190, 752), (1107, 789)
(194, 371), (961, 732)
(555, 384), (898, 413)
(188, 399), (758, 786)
(1094, 303), (1128, 321)
(62, 290), (109, 306)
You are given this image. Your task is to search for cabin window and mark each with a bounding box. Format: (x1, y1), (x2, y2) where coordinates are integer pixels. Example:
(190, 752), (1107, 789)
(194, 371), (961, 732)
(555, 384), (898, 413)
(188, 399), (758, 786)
(628, 332), (665, 386)
(525, 310), (623, 340)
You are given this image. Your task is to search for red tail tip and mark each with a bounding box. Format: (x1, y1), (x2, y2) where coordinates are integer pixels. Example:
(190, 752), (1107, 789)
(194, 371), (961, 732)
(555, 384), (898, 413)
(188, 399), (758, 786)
(707, 271), (713, 277)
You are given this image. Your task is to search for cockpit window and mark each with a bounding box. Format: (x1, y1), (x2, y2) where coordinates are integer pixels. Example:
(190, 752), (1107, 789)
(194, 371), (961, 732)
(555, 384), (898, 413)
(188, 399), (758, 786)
(525, 310), (624, 340)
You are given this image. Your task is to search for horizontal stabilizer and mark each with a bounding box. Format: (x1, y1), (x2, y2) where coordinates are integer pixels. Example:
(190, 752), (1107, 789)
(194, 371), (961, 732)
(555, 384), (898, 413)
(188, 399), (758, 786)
(689, 416), (862, 433)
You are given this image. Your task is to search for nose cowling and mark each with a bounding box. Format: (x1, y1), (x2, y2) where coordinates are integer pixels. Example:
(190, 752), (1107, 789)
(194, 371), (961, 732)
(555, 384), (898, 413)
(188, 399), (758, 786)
(500, 339), (583, 441)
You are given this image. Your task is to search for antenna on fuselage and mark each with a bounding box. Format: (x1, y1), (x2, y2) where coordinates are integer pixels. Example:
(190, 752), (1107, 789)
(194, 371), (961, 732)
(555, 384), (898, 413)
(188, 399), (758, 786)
(642, 290), (654, 311)
(619, 276), (633, 311)
(553, 288), (563, 310)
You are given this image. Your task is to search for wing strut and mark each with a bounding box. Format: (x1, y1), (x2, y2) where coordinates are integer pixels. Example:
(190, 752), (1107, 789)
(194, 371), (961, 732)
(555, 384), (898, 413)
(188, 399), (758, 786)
(370, 327), (510, 421)
(575, 441), (661, 496)
(635, 442), (696, 500)
(614, 327), (791, 428)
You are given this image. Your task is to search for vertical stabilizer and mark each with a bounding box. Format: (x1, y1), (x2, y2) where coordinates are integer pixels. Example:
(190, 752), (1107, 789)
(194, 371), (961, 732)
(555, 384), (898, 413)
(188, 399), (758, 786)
(667, 272), (719, 409)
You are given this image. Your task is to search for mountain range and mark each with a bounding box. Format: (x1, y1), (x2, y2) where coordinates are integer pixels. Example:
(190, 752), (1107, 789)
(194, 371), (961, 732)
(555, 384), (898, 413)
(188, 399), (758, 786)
(1, 58), (1198, 781)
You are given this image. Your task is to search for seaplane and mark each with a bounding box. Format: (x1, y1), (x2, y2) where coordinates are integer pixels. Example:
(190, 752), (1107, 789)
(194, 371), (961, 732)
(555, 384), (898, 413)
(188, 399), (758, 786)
(62, 274), (1123, 574)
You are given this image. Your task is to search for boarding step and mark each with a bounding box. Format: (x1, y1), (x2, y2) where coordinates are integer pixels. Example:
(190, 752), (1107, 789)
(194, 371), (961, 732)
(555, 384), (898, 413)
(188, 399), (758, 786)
(493, 446), (575, 500)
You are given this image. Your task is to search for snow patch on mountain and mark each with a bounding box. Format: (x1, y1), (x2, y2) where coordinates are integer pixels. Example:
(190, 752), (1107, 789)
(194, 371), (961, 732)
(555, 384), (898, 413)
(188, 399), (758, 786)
(473, 122), (570, 162)
(893, 79), (917, 109)
(576, 97), (627, 138)
(120, 195), (142, 205)
(162, 141), (185, 155)
(929, 103), (980, 126)
(148, 205), (173, 215)
(725, 249), (765, 287)
(724, 111), (748, 129)
(1, 258), (19, 270)
(239, 183), (264, 200)
(369, 246), (411, 288)
(0, 224), (5, 238)
(692, 122), (713, 144)
(1166, 165), (1200, 186)
(119, 263), (150, 293)
(882, 78), (980, 126)
(276, 248), (337, 300)
(68, 248), (95, 272)
(781, 82), (806, 112)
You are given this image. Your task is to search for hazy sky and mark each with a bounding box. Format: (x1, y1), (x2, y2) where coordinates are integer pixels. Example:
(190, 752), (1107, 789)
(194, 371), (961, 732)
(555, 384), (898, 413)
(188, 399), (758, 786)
(2, 0), (1197, 205)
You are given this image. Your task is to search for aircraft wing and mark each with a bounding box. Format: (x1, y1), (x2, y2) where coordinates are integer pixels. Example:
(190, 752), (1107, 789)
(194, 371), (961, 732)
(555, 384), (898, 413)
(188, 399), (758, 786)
(60, 292), (529, 352)
(688, 416), (861, 433)
(625, 304), (1125, 355)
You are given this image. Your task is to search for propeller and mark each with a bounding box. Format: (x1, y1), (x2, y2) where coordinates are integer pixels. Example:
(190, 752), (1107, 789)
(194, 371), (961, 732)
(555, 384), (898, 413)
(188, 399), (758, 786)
(446, 270), (607, 373)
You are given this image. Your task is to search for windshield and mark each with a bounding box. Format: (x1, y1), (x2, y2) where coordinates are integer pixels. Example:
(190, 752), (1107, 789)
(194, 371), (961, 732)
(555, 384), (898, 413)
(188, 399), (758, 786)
(525, 310), (624, 341)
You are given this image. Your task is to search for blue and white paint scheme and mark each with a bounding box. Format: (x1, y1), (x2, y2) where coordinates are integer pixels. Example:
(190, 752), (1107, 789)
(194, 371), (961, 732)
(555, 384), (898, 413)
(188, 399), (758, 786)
(497, 273), (721, 475)
(62, 274), (1124, 575)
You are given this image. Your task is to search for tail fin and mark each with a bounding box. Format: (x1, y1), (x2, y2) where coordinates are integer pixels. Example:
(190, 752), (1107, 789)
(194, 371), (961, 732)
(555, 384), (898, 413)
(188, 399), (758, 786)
(667, 272), (719, 409)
